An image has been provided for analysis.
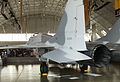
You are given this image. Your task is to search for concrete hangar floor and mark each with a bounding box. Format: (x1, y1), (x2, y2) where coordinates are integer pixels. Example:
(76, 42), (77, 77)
(0, 63), (120, 82)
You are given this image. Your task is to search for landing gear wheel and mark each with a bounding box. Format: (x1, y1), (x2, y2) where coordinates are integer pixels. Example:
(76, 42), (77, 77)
(80, 65), (88, 73)
(40, 62), (48, 76)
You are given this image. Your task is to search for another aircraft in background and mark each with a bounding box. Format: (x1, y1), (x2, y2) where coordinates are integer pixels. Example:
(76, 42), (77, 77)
(0, 33), (53, 49)
(87, 17), (120, 63)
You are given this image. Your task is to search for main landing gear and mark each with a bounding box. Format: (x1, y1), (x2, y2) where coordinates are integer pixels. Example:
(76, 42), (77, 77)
(40, 62), (48, 76)
(79, 64), (88, 73)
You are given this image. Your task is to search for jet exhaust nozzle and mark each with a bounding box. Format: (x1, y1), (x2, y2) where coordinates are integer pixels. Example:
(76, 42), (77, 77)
(92, 44), (111, 67)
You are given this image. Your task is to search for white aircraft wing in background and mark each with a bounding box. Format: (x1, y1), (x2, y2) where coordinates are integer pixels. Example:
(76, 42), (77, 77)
(0, 33), (54, 49)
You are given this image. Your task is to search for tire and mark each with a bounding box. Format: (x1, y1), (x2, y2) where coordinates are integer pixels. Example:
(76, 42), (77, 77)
(40, 62), (48, 74)
(79, 65), (88, 73)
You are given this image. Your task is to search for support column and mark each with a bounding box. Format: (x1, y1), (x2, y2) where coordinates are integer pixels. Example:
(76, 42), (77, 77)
(84, 0), (90, 28)
(91, 24), (98, 41)
(20, 0), (23, 33)
(115, 0), (120, 16)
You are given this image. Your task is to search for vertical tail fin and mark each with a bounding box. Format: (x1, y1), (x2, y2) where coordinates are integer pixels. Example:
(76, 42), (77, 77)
(46, 0), (87, 51)
(97, 18), (120, 44)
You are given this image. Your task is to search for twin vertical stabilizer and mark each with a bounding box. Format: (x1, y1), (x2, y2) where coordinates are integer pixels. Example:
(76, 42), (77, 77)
(46, 0), (87, 51)
(97, 18), (120, 44)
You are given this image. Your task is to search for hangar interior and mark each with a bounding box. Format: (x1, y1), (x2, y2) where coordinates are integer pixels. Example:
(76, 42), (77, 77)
(0, 0), (120, 82)
(0, 0), (119, 46)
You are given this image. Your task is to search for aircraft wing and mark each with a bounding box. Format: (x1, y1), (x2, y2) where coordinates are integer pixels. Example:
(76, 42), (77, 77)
(19, 43), (54, 48)
(0, 43), (53, 49)
(42, 47), (91, 63)
(0, 45), (23, 49)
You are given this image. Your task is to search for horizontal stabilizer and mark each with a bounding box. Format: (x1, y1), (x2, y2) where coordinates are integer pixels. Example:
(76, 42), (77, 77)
(42, 48), (91, 63)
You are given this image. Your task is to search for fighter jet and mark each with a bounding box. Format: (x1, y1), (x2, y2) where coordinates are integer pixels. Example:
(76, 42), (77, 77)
(0, 0), (112, 74)
(38, 0), (112, 74)
(92, 18), (120, 63)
